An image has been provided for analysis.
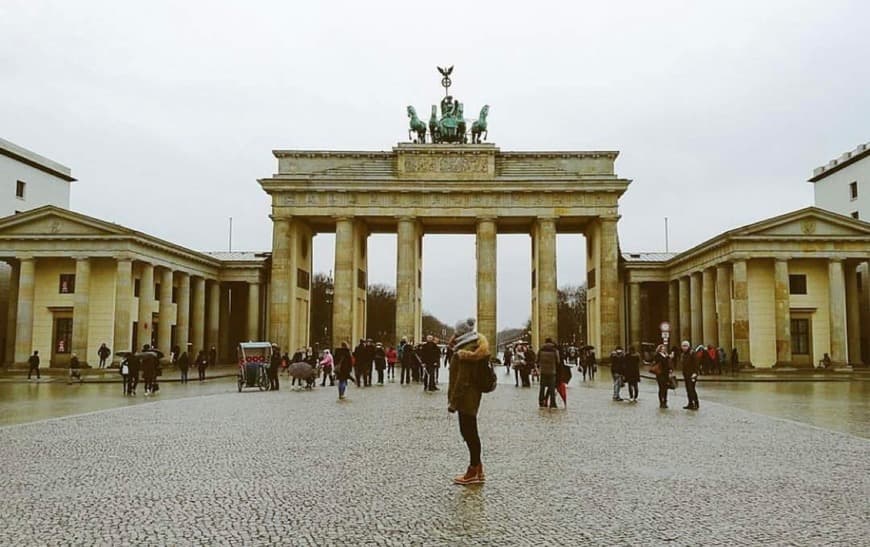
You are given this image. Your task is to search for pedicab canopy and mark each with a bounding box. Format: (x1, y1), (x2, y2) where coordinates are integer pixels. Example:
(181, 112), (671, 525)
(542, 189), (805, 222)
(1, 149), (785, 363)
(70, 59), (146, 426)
(238, 342), (274, 365)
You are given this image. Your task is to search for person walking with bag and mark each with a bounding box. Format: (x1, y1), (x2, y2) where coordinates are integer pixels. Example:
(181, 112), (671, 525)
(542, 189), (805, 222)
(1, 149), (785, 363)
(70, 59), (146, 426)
(623, 346), (641, 403)
(448, 318), (490, 486)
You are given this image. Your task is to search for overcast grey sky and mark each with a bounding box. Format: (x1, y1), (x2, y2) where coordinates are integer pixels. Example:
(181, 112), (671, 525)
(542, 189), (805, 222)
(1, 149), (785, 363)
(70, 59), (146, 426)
(2, 1), (868, 329)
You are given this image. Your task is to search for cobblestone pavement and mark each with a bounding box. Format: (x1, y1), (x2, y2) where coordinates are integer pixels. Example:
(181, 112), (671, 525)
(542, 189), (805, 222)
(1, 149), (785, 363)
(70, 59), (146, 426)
(1, 373), (867, 546)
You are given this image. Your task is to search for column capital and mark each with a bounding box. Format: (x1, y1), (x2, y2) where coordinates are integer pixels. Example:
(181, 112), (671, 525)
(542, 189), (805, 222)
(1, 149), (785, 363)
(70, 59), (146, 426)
(828, 257), (845, 264)
(334, 215), (354, 223)
(71, 255), (91, 262)
(113, 253), (134, 262)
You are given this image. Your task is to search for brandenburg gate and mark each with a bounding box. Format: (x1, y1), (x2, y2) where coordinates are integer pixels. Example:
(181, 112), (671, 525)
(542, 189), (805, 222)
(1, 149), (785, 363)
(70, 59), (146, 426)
(260, 142), (630, 354)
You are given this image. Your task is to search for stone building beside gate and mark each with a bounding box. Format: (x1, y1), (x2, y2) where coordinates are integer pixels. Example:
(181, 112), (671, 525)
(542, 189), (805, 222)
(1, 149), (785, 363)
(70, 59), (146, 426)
(1, 140), (868, 369)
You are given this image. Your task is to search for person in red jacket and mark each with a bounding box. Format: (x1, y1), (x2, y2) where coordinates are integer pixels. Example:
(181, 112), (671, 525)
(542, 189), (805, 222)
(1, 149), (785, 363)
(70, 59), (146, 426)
(386, 346), (398, 382)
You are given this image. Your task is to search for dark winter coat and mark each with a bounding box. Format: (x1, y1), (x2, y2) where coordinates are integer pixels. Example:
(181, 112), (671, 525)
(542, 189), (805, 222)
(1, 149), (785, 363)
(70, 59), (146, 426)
(334, 347), (353, 381)
(677, 350), (698, 377)
(448, 334), (490, 417)
(537, 343), (560, 376)
(177, 352), (190, 371)
(622, 354), (641, 382)
(374, 347), (387, 370)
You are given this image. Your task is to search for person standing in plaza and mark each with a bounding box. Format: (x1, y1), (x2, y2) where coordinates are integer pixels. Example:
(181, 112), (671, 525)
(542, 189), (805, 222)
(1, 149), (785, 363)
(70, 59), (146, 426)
(68, 353), (82, 383)
(623, 346), (641, 403)
(503, 346), (512, 375)
(374, 343), (387, 385)
(386, 346), (397, 381)
(269, 345), (281, 391)
(677, 341), (699, 410)
(512, 345), (525, 387)
(651, 344), (671, 408)
(27, 350), (40, 380)
(730, 347), (739, 374)
(610, 347), (625, 401)
(448, 318), (490, 486)
(126, 353), (140, 395)
(97, 343), (111, 369)
(196, 349), (208, 382)
(422, 335), (441, 392)
(208, 346), (217, 368)
(140, 347), (158, 396)
(556, 353), (573, 408)
(334, 342), (353, 400)
(537, 338), (560, 408)
(177, 349), (190, 384)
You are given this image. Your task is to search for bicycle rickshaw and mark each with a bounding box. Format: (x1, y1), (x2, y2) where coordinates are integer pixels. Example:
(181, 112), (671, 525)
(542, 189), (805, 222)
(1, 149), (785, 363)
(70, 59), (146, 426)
(237, 342), (273, 392)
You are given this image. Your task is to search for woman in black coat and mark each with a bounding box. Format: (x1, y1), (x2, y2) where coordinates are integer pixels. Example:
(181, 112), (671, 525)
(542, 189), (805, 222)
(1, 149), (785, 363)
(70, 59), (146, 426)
(652, 345), (671, 408)
(623, 347), (641, 402)
(334, 342), (354, 400)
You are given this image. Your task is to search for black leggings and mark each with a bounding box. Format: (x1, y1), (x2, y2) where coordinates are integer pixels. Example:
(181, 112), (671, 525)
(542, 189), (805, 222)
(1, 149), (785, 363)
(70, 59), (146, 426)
(656, 376), (669, 403)
(458, 412), (481, 467)
(627, 381), (638, 399)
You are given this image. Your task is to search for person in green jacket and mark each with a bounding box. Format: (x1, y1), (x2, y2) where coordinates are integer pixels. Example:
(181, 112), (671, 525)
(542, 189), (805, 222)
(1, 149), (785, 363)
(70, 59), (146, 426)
(448, 318), (490, 486)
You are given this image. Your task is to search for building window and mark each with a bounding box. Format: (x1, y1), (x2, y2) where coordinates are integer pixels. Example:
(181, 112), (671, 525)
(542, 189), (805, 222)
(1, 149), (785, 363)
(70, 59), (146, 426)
(134, 279), (141, 297)
(791, 318), (810, 355)
(54, 318), (73, 354)
(849, 181), (858, 200)
(851, 211), (859, 220)
(16, 180), (25, 199)
(59, 274), (76, 294)
(788, 274), (807, 295)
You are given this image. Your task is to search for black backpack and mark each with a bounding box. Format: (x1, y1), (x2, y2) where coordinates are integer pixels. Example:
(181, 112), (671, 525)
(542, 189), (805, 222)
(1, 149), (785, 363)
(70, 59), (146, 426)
(473, 358), (498, 394)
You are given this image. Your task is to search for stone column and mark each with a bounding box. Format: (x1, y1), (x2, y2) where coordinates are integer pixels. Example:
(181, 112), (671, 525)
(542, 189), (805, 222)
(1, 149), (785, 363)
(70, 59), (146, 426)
(137, 262), (154, 350)
(828, 259), (847, 366)
(247, 282), (260, 342)
(396, 217), (419, 344)
(702, 268), (717, 347)
(71, 257), (91, 363)
(219, 284), (231, 360)
(716, 263), (732, 356)
(190, 276), (205, 356)
(678, 276), (690, 344)
(845, 262), (862, 365)
(5, 261), (20, 366)
(158, 267), (173, 356)
(690, 272), (702, 345)
(536, 217), (558, 344)
(628, 282), (641, 350)
(476, 218), (498, 347)
(113, 258), (133, 357)
(14, 258), (35, 364)
(667, 280), (679, 344)
(773, 259), (792, 367)
(333, 217), (355, 347)
(269, 217), (292, 352)
(176, 272), (190, 355)
(732, 259), (751, 367)
(598, 217), (620, 354)
(206, 280), (220, 359)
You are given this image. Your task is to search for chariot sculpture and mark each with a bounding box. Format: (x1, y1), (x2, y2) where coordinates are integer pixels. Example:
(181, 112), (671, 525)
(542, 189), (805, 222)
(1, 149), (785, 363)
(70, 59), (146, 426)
(406, 66), (490, 144)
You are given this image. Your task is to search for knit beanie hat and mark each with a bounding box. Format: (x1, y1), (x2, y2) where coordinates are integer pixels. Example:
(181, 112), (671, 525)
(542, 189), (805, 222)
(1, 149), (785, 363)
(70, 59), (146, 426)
(454, 318), (476, 337)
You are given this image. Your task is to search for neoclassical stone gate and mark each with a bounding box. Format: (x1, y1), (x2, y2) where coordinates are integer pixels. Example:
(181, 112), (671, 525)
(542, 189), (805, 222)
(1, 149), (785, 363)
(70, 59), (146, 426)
(260, 143), (630, 353)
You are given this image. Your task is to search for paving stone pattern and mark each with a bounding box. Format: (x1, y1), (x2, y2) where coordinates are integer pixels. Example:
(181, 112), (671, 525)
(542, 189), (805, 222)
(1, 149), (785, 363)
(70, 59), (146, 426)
(1, 376), (867, 546)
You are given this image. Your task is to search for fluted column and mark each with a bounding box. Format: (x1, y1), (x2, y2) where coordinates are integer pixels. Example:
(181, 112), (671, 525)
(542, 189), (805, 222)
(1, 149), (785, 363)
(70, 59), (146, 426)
(158, 267), (173, 356)
(716, 263), (732, 356)
(247, 282), (260, 342)
(628, 282), (641, 350)
(218, 284), (231, 360)
(845, 262), (862, 365)
(667, 280), (679, 345)
(333, 217), (355, 347)
(14, 257), (35, 364)
(269, 217), (291, 352)
(396, 217), (419, 344)
(4, 261), (20, 365)
(690, 271), (702, 345)
(69, 257), (91, 364)
(190, 276), (205, 356)
(476, 218), (498, 347)
(732, 259), (750, 366)
(137, 262), (154, 350)
(598, 217), (619, 354)
(701, 268), (717, 347)
(206, 280), (220, 358)
(828, 259), (847, 366)
(175, 272), (190, 354)
(773, 259), (792, 367)
(113, 258), (133, 357)
(678, 276), (690, 344)
(536, 217), (558, 344)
